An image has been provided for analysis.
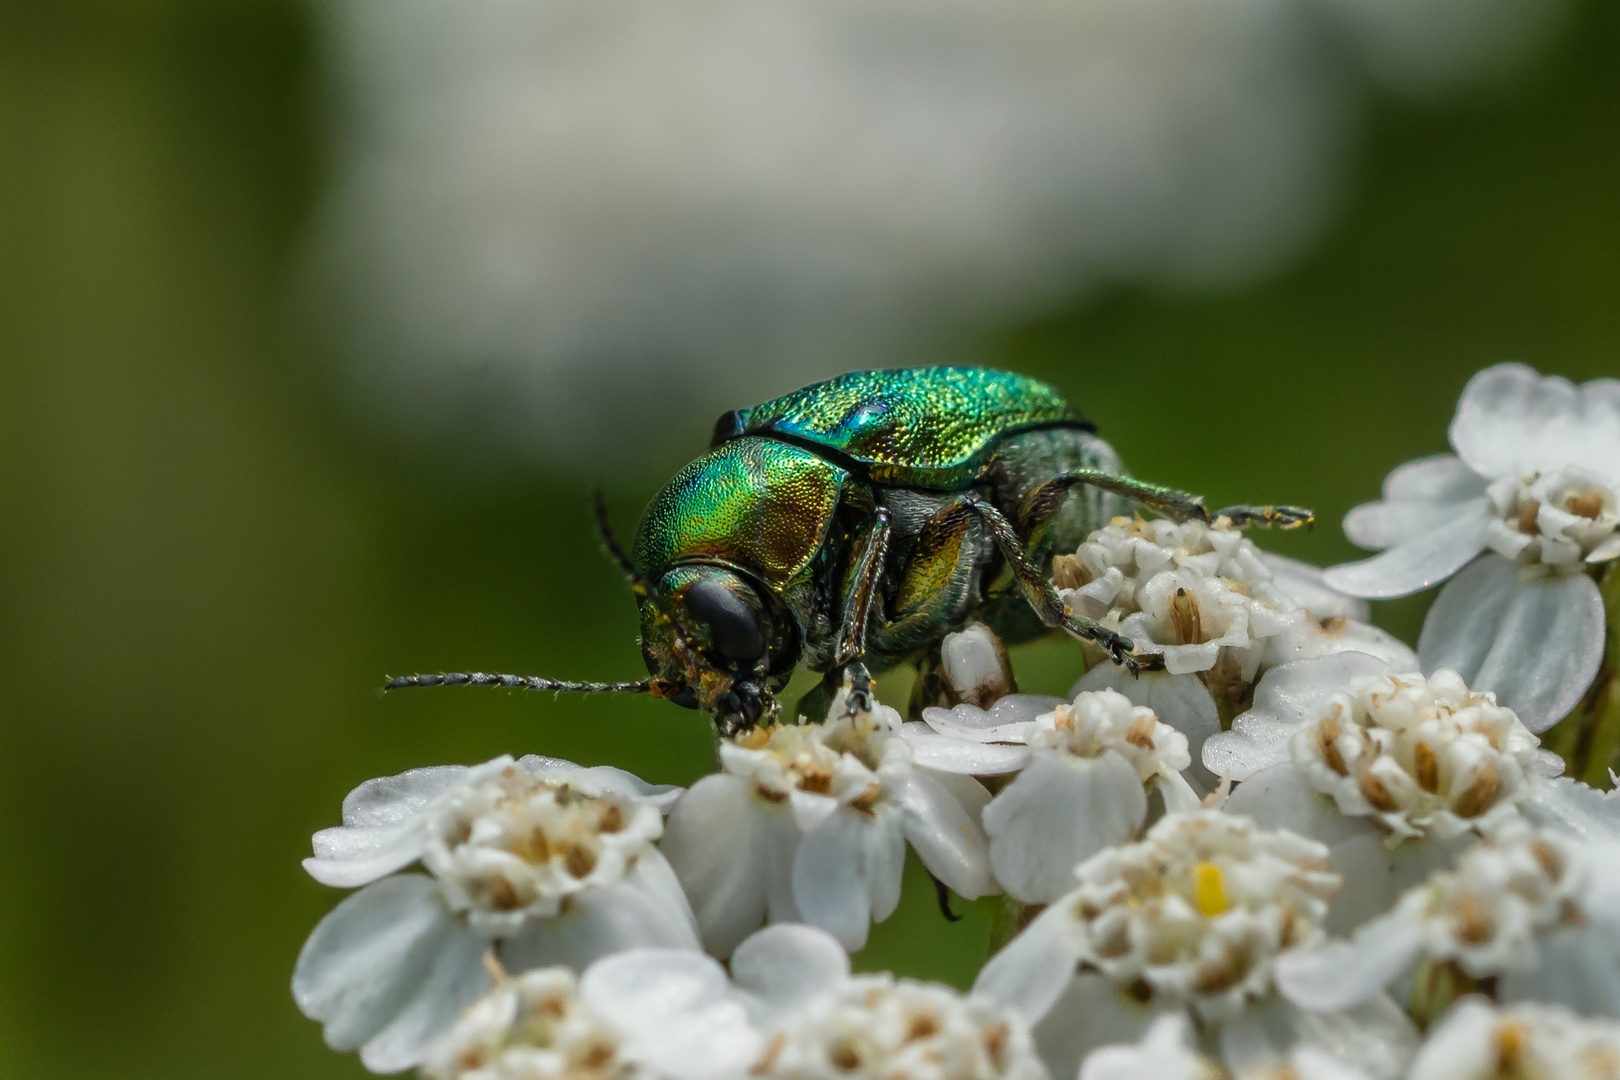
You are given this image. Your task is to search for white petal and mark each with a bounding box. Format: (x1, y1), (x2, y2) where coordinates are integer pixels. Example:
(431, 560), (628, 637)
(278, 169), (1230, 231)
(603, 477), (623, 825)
(660, 775), (777, 957)
(305, 823), (429, 889)
(941, 623), (1011, 701)
(1204, 653), (1395, 781)
(1264, 611), (1420, 674)
(1275, 915), (1426, 1013)
(973, 899), (1089, 1023)
(984, 752), (1146, 904)
(1289, 1046), (1378, 1080)
(729, 923), (851, 1018)
(340, 764), (470, 828)
(1223, 764), (1368, 846)
(898, 770), (994, 899)
(1497, 923), (1620, 1017)
(866, 806), (907, 925)
(1323, 504), (1492, 599)
(1342, 455), (1489, 550)
(358, 917), (490, 1073)
(1031, 974), (1160, 1080)
(1266, 995), (1418, 1080)
(567, 764), (684, 810)
(1406, 997), (1498, 1080)
(1520, 775), (1620, 842)
(1418, 555), (1605, 731)
(792, 807), (883, 950)
(293, 875), (466, 1055)
(1262, 551), (1372, 621)
(1076, 666), (1221, 793)
(900, 725), (1032, 775)
(1451, 363), (1620, 485)
(499, 855), (700, 973)
(1080, 1014), (1208, 1080)
(582, 949), (760, 1080)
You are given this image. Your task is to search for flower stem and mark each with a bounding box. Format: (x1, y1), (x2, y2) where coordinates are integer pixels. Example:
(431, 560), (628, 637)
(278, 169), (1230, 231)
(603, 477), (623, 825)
(987, 896), (1044, 956)
(1543, 562), (1620, 787)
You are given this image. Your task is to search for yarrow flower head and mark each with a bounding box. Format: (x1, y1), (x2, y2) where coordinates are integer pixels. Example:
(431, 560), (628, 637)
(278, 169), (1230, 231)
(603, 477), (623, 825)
(975, 811), (1416, 1079)
(1056, 515), (1299, 678)
(420, 950), (759, 1080)
(1048, 515), (1416, 749)
(1403, 998), (1620, 1080)
(1276, 820), (1620, 1019)
(294, 756), (698, 1073)
(1324, 364), (1620, 730)
(1206, 655), (1597, 931)
(660, 685), (994, 955)
(734, 924), (1046, 1080)
(1281, 667), (1537, 841)
(908, 684), (1200, 903)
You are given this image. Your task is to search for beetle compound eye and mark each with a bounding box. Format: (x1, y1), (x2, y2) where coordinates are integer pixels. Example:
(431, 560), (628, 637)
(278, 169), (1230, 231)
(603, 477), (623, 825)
(684, 578), (766, 667)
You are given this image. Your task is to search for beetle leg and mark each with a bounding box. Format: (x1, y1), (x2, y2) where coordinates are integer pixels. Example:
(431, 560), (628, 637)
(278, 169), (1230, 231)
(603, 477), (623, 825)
(833, 507), (892, 668)
(1209, 504), (1315, 529)
(961, 495), (1147, 675)
(1018, 471), (1313, 532)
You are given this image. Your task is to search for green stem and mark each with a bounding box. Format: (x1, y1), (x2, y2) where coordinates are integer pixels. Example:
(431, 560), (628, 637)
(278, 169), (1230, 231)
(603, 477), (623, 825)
(987, 896), (1039, 957)
(1543, 561), (1620, 787)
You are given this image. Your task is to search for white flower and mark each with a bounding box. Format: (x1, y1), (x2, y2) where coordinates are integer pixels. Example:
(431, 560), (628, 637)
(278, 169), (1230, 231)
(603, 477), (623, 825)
(1076, 1014), (1370, 1080)
(1324, 364), (1620, 730)
(1057, 516), (1299, 677)
(1406, 997), (1620, 1080)
(1052, 519), (1415, 736)
(1276, 820), (1620, 1018)
(941, 623), (1016, 708)
(419, 950), (760, 1080)
(659, 688), (994, 956)
(731, 924), (1046, 1080)
(973, 811), (1416, 1080)
(1206, 656), (1586, 930)
(1077, 1015), (1218, 1080)
(907, 688), (1200, 903)
(294, 756), (698, 1073)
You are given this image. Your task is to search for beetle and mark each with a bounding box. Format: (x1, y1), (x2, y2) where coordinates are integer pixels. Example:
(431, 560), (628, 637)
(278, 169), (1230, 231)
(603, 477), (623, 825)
(387, 367), (1310, 734)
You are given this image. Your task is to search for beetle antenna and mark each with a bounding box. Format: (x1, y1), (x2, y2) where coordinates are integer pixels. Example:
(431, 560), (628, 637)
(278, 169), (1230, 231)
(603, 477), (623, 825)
(592, 489), (652, 600)
(383, 672), (656, 694)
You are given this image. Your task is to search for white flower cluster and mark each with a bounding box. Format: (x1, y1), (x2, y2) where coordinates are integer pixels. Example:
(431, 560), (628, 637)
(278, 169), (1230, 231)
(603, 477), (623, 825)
(1284, 668), (1539, 841)
(661, 686), (995, 955)
(1325, 364), (1620, 730)
(294, 363), (1620, 1080)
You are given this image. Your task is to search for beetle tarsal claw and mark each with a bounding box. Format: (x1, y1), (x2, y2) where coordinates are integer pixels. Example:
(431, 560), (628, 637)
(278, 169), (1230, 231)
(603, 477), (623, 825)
(1212, 503), (1316, 531)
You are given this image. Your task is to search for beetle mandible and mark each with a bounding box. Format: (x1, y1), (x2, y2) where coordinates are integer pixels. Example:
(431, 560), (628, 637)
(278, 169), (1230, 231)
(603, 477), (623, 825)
(387, 367), (1311, 733)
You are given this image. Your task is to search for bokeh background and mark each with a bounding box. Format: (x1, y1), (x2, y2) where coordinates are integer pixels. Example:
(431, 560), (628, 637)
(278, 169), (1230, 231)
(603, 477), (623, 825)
(1, 1), (1617, 1077)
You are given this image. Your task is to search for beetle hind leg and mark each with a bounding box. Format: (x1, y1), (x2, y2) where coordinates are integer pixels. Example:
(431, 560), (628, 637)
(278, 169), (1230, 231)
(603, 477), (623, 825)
(1018, 470), (1313, 533)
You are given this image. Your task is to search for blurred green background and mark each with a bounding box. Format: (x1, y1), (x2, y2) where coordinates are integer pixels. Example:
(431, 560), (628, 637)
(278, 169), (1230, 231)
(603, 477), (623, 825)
(1, 1), (1617, 1077)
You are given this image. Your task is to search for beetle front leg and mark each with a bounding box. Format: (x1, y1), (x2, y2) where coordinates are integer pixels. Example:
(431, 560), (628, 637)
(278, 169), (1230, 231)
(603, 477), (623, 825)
(961, 495), (1148, 674)
(822, 507), (892, 715)
(1017, 471), (1313, 532)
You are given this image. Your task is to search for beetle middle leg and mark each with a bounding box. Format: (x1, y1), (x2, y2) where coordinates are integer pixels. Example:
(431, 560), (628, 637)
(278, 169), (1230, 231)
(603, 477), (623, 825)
(959, 496), (1144, 673)
(1017, 471), (1313, 535)
(866, 495), (1143, 676)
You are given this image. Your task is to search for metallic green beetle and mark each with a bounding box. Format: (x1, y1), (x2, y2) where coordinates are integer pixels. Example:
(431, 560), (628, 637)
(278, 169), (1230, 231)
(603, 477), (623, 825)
(388, 367), (1310, 733)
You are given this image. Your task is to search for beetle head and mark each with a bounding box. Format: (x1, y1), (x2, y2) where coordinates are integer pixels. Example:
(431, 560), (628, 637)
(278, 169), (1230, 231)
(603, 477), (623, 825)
(639, 565), (792, 734)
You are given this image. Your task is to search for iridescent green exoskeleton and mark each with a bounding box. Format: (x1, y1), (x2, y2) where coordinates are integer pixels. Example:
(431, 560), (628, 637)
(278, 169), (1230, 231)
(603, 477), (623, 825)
(387, 367), (1310, 733)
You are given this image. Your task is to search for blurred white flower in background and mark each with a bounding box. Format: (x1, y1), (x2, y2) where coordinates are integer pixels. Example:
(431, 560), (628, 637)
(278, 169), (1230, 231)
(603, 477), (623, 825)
(308, 0), (1563, 468)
